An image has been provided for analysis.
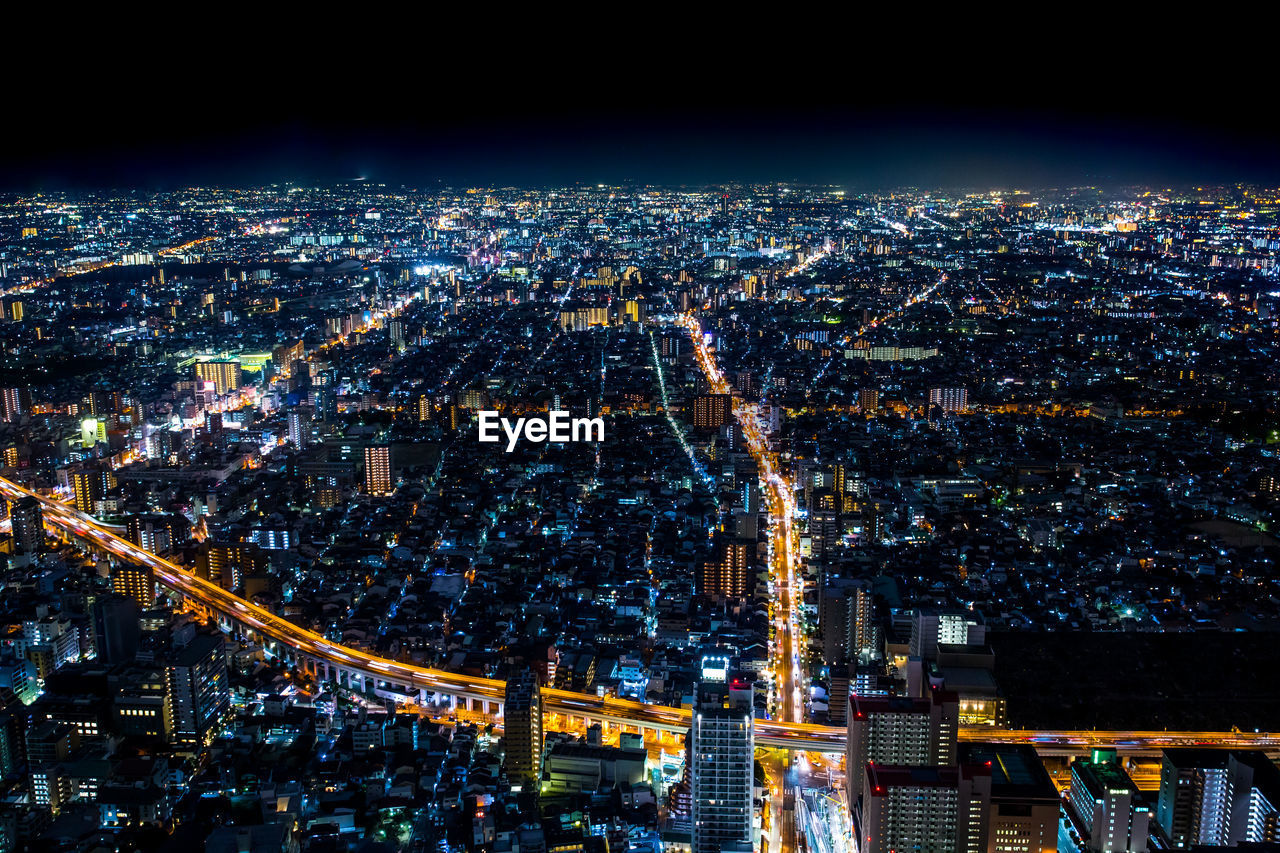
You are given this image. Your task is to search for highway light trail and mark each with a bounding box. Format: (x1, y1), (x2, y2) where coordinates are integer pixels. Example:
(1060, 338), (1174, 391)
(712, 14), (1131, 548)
(648, 329), (717, 497)
(8, 470), (1279, 756)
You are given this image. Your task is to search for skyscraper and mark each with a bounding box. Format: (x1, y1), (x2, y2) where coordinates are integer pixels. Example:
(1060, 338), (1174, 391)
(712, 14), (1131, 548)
(860, 762), (991, 853)
(690, 655), (754, 853)
(503, 669), (543, 791)
(820, 578), (876, 668)
(363, 444), (392, 495)
(846, 689), (959, 804)
(165, 632), (230, 749)
(10, 496), (43, 556)
(1157, 749), (1280, 848)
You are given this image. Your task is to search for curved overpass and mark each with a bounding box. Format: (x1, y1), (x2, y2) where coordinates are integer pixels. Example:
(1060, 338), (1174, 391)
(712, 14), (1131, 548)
(2, 475), (847, 748)
(7, 475), (1278, 757)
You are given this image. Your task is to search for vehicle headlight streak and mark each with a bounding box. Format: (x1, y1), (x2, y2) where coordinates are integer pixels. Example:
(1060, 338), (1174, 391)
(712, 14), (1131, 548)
(648, 331), (717, 497)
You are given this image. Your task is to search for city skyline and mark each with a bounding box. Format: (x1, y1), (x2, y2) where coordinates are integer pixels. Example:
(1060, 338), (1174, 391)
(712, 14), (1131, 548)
(0, 140), (1277, 852)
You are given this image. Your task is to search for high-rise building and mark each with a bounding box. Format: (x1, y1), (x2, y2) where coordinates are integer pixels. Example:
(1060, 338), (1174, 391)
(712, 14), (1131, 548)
(928, 386), (969, 415)
(314, 386), (337, 421)
(820, 578), (876, 667)
(0, 387), (30, 422)
(846, 689), (959, 803)
(287, 409), (310, 449)
(74, 468), (102, 514)
(111, 562), (156, 609)
(1259, 472), (1280, 499)
(0, 691), (30, 778)
(271, 340), (304, 376)
(0, 656), (39, 706)
(1157, 749), (1280, 848)
(809, 504), (840, 558)
(84, 390), (117, 417)
(503, 669), (543, 791)
(860, 762), (991, 853)
(363, 444), (392, 495)
(858, 388), (880, 414)
(165, 632), (230, 749)
(91, 595), (141, 665)
(10, 496), (43, 555)
(690, 394), (733, 430)
(27, 721), (79, 814)
(1068, 749), (1150, 853)
(194, 541), (265, 591)
(420, 398), (462, 430)
(70, 467), (114, 515)
(698, 538), (752, 600)
(113, 669), (171, 741)
(22, 617), (80, 677)
(193, 360), (241, 396)
(910, 609), (986, 659)
(959, 743), (1060, 853)
(690, 655), (755, 853)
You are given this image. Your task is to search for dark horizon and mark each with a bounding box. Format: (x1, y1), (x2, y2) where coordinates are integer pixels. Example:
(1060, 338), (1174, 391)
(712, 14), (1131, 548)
(4, 101), (1277, 192)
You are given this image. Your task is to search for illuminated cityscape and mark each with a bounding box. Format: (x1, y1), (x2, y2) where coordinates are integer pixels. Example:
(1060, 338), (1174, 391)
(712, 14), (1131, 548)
(0, 104), (1278, 853)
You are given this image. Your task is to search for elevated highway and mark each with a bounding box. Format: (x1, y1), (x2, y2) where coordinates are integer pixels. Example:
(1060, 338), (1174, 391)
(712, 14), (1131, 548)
(6, 475), (1278, 757)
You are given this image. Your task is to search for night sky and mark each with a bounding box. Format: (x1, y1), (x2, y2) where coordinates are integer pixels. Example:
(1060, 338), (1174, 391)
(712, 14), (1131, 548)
(3, 63), (1274, 191)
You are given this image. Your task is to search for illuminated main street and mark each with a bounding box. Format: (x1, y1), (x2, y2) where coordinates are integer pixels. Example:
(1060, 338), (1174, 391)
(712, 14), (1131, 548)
(677, 306), (813, 853)
(672, 267), (944, 730)
(676, 313), (806, 725)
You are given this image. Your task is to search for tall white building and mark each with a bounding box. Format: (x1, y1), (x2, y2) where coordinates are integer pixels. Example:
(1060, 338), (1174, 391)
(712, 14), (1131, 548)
(287, 409), (309, 449)
(909, 609), (986, 659)
(1158, 749), (1280, 848)
(691, 656), (755, 853)
(928, 386), (969, 414)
